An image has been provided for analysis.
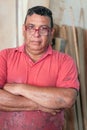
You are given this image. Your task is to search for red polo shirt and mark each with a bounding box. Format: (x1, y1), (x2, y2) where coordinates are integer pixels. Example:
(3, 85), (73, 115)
(0, 45), (79, 130)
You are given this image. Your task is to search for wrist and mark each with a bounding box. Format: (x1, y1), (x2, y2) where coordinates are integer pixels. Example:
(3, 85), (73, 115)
(19, 84), (28, 96)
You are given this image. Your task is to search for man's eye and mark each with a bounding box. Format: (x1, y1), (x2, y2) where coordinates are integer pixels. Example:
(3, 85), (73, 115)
(27, 25), (34, 30)
(40, 26), (48, 30)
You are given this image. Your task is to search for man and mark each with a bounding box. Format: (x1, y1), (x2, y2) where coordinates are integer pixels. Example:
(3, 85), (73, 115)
(0, 6), (79, 130)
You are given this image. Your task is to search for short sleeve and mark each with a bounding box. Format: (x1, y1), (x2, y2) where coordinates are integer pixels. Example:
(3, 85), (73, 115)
(0, 50), (7, 88)
(56, 54), (79, 90)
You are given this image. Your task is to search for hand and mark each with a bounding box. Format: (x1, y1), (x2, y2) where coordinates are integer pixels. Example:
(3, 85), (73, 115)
(4, 83), (22, 95)
(38, 105), (61, 115)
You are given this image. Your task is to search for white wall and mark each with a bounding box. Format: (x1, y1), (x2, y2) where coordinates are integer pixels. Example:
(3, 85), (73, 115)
(0, 0), (16, 50)
(50, 0), (87, 29)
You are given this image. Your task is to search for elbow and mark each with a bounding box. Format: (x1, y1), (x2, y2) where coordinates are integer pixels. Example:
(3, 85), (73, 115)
(64, 90), (78, 108)
(65, 97), (76, 108)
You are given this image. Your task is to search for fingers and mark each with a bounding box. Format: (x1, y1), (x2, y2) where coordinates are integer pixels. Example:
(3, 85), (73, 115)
(39, 105), (60, 115)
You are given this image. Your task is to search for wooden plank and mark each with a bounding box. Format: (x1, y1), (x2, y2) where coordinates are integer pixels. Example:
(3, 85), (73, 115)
(75, 92), (83, 130)
(64, 107), (78, 130)
(54, 26), (84, 130)
(65, 26), (83, 130)
(77, 27), (87, 130)
(83, 30), (87, 93)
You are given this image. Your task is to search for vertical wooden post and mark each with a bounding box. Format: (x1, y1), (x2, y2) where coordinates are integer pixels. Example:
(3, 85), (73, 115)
(77, 27), (87, 130)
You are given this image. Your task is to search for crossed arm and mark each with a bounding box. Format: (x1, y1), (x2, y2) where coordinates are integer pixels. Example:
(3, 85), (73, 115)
(0, 83), (78, 114)
(0, 87), (58, 115)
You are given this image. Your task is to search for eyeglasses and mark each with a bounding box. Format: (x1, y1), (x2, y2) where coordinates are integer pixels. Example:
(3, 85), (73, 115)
(25, 24), (51, 36)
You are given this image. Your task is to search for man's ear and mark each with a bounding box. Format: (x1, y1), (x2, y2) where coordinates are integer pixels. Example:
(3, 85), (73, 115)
(49, 28), (55, 44)
(51, 28), (55, 39)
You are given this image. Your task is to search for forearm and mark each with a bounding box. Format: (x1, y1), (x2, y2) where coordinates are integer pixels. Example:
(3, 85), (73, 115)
(20, 84), (77, 109)
(0, 89), (38, 111)
(0, 89), (59, 114)
(4, 83), (77, 110)
(0, 105), (35, 112)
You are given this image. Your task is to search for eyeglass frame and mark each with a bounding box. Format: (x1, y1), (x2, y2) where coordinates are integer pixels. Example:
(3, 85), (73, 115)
(24, 24), (52, 36)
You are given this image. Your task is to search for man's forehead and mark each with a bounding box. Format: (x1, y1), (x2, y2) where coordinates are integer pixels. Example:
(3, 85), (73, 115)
(25, 14), (51, 26)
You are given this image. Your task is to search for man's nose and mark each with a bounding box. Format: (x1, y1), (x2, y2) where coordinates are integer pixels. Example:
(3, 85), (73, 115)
(34, 29), (40, 37)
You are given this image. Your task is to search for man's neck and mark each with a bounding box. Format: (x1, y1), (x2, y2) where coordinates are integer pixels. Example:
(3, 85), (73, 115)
(25, 48), (47, 62)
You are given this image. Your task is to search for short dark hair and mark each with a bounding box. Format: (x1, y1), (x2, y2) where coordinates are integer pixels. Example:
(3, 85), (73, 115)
(24, 6), (53, 28)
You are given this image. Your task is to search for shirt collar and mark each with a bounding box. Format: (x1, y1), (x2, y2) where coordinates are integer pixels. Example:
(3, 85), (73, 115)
(15, 44), (25, 52)
(15, 44), (53, 54)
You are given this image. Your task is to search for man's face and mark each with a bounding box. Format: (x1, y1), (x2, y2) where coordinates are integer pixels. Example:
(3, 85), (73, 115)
(23, 14), (54, 55)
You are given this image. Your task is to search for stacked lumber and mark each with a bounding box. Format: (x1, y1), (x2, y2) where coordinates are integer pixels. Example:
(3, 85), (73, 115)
(53, 25), (87, 130)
